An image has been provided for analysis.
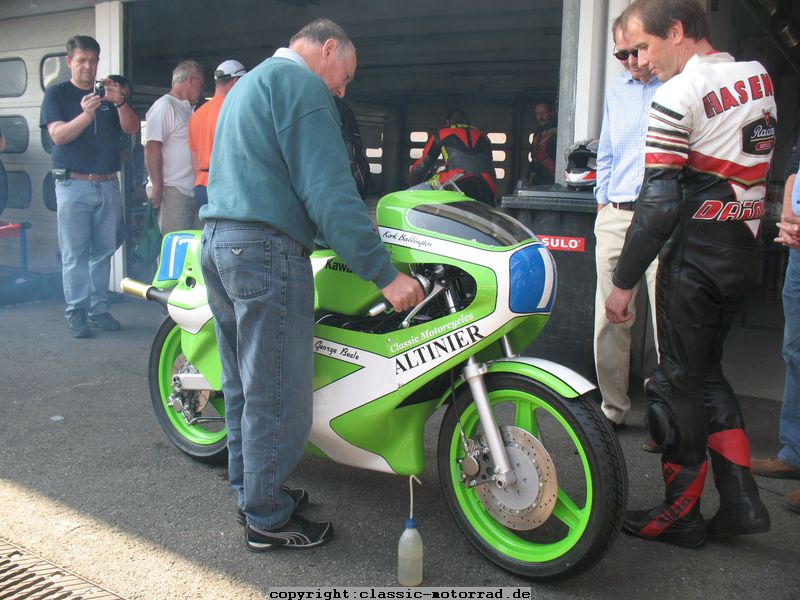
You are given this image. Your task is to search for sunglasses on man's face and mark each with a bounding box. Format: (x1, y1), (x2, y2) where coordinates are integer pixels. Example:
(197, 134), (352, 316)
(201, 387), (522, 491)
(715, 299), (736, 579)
(614, 48), (639, 61)
(614, 48), (639, 60)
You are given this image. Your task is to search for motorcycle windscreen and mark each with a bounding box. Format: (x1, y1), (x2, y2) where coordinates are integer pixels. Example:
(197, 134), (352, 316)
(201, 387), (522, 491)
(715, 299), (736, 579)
(406, 200), (534, 247)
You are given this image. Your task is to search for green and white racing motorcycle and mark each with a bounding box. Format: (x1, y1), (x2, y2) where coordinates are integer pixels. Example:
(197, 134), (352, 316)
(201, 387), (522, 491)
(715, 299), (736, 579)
(122, 189), (626, 580)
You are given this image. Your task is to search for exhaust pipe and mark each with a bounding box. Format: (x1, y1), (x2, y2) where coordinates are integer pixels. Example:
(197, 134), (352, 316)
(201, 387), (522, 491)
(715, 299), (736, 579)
(121, 277), (172, 308)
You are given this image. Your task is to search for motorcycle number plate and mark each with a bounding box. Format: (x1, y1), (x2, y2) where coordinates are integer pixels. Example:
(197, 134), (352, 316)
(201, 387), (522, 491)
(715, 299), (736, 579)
(157, 233), (195, 283)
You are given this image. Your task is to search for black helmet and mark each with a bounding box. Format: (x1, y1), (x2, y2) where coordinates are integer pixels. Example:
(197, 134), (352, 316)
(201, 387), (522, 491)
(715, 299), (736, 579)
(563, 139), (599, 189)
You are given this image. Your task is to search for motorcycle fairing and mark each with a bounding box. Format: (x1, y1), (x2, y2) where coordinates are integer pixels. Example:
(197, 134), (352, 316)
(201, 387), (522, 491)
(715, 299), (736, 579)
(155, 191), (560, 476)
(310, 221), (556, 474)
(485, 357), (596, 399)
(509, 245), (556, 313)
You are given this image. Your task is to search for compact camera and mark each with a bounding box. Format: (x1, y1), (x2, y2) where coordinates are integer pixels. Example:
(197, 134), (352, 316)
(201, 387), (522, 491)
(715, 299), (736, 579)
(93, 80), (105, 97)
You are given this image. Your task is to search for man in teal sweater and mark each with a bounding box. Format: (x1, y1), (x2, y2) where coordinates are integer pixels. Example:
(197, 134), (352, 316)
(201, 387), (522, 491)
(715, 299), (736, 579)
(200, 19), (422, 551)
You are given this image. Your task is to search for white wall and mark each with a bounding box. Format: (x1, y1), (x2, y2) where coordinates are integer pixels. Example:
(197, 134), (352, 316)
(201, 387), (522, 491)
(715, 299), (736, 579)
(601, 0), (634, 113)
(95, 1), (124, 79)
(0, 8), (94, 271)
(573, 0), (636, 143)
(573, 0), (609, 142)
(95, 0), (126, 290)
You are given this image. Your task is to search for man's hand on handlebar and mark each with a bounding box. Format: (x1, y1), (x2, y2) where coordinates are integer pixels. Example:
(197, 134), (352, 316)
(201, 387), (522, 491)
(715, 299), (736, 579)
(381, 272), (425, 313)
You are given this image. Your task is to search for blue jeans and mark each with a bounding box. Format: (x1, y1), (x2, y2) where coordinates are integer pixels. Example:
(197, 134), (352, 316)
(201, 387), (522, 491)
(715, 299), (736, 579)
(780, 249), (800, 468)
(55, 177), (121, 317)
(201, 219), (314, 530)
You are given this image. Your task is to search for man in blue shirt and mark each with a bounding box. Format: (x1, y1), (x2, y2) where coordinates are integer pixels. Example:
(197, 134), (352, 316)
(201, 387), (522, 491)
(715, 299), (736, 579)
(752, 139), (800, 514)
(40, 36), (139, 337)
(201, 19), (422, 551)
(593, 15), (662, 431)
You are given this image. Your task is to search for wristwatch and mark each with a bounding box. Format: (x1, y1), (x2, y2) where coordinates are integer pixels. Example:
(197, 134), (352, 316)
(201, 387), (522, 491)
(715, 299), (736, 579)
(114, 94), (128, 108)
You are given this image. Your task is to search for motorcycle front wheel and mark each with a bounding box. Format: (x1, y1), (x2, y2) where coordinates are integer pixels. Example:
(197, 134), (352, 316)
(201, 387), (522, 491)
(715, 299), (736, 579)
(148, 317), (228, 463)
(437, 373), (626, 580)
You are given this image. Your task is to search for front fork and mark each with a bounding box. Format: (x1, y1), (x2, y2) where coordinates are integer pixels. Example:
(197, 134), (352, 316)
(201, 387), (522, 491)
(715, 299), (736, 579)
(462, 356), (518, 489)
(439, 287), (518, 490)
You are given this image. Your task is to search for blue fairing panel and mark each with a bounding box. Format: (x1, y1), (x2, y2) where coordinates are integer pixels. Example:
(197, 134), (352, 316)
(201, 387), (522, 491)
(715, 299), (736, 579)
(509, 244), (556, 314)
(156, 232), (197, 284)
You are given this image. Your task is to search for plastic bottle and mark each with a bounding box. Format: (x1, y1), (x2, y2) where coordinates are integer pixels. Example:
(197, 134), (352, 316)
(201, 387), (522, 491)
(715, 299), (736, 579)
(397, 517), (423, 586)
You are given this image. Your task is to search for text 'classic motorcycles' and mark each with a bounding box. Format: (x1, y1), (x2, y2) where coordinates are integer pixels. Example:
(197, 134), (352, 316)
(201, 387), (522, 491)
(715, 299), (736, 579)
(122, 189), (626, 580)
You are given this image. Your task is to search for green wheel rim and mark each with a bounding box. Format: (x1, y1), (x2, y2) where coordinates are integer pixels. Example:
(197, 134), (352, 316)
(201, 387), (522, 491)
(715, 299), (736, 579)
(158, 325), (227, 446)
(448, 388), (593, 562)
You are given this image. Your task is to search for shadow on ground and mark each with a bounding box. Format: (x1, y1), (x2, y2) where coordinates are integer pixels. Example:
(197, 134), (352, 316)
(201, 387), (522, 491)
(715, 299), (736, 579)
(0, 298), (798, 599)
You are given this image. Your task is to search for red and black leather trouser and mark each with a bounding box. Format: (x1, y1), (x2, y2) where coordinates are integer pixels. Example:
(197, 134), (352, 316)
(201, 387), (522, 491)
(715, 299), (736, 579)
(646, 218), (761, 499)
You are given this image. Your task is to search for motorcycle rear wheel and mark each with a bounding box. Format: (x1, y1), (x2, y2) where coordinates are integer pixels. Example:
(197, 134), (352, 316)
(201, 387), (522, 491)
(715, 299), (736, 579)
(149, 316), (228, 463)
(437, 373), (626, 580)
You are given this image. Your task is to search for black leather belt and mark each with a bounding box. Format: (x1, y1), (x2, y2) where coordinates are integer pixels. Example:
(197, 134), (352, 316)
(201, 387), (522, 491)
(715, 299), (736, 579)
(610, 202), (634, 212)
(69, 172), (117, 182)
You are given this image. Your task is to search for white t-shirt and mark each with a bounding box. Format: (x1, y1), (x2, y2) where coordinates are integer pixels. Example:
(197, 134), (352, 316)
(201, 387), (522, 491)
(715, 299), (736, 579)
(146, 94), (194, 196)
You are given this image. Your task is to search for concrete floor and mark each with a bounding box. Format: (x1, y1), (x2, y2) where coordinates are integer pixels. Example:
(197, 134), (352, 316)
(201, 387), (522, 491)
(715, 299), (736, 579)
(0, 295), (798, 600)
(723, 294), (785, 401)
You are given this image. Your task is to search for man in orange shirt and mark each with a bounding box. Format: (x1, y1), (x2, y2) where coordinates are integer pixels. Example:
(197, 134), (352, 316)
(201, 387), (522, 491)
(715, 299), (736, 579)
(188, 59), (246, 208)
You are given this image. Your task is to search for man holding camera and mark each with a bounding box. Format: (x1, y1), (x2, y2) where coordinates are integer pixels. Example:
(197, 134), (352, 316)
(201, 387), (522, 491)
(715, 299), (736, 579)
(40, 35), (139, 338)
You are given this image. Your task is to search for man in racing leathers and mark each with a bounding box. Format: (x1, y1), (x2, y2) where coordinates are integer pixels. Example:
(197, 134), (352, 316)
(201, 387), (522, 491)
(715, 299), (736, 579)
(408, 108), (497, 205)
(525, 100), (558, 186)
(606, 0), (775, 547)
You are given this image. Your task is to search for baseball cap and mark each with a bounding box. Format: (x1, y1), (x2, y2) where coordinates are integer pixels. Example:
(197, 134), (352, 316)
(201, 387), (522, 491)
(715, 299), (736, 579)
(214, 60), (247, 81)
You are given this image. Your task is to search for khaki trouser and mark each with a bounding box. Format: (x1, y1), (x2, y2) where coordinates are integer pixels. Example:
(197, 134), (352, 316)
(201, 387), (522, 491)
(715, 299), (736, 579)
(158, 186), (201, 235)
(593, 203), (659, 425)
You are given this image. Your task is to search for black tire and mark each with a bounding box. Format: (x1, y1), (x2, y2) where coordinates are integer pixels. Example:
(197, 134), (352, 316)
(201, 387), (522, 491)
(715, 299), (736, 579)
(148, 316), (228, 463)
(437, 373), (626, 580)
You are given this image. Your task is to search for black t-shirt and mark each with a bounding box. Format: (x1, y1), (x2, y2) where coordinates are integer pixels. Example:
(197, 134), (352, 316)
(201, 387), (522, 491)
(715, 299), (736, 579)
(786, 135), (800, 180)
(40, 81), (123, 173)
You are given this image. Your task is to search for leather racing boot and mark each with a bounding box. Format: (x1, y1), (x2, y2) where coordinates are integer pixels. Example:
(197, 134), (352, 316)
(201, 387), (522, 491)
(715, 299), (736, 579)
(623, 460), (708, 548)
(706, 429), (770, 538)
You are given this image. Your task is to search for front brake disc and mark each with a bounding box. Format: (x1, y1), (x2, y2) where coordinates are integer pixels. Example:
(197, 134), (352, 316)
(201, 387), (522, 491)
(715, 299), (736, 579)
(174, 358), (210, 413)
(476, 425), (558, 531)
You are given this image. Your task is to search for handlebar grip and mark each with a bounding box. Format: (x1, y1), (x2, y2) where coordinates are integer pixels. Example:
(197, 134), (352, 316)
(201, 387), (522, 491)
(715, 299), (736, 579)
(121, 277), (151, 300)
(366, 273), (430, 317)
(121, 277), (172, 308)
(368, 300), (389, 317)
